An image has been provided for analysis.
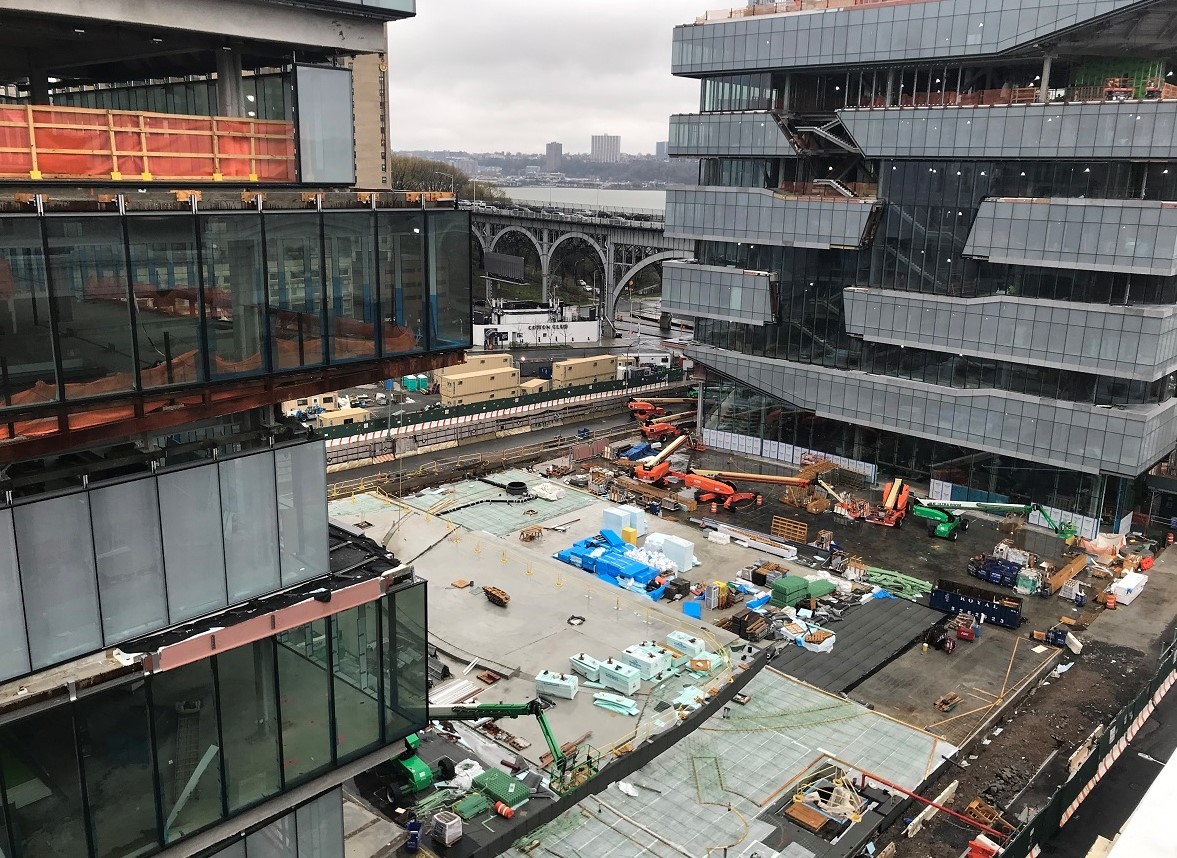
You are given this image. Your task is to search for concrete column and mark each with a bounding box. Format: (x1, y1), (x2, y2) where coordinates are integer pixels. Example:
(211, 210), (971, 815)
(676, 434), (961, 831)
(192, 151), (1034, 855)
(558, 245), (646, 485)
(884, 69), (896, 107)
(780, 74), (792, 111)
(27, 69), (49, 104)
(1039, 54), (1054, 103)
(215, 48), (245, 116)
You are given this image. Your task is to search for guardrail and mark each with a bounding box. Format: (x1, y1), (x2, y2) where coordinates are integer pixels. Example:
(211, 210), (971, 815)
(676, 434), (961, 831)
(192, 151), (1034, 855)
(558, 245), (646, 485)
(463, 199), (665, 220)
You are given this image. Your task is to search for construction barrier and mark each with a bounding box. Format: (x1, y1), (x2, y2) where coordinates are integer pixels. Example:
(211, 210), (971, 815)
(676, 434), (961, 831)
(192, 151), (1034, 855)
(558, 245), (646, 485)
(320, 369), (688, 445)
(0, 104), (295, 182)
(1000, 636), (1177, 857)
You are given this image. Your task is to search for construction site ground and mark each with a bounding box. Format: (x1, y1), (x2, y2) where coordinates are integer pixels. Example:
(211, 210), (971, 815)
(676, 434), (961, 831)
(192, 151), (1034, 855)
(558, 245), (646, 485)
(327, 434), (1177, 857)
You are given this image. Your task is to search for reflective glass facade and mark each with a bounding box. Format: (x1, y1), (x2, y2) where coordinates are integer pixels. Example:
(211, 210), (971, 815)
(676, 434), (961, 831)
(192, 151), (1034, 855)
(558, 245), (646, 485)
(0, 584), (426, 858)
(668, 0), (1177, 479)
(0, 443), (328, 680)
(0, 208), (470, 421)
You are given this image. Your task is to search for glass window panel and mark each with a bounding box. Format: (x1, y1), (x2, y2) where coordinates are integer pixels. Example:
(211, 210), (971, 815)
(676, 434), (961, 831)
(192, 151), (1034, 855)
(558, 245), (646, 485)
(426, 211), (472, 349)
(126, 215), (203, 389)
(45, 216), (136, 397)
(15, 493), (102, 668)
(211, 842), (246, 858)
(2, 707), (88, 858)
(294, 65), (355, 185)
(160, 464), (228, 622)
(151, 659), (225, 842)
(324, 212), (377, 362)
(275, 443), (329, 586)
(201, 214), (267, 379)
(0, 218), (56, 411)
(217, 641), (281, 811)
(0, 509), (30, 681)
(220, 452), (281, 603)
(265, 214), (324, 371)
(0, 787), (10, 858)
(77, 682), (160, 858)
(391, 585), (427, 731)
(332, 603), (381, 760)
(295, 788), (343, 858)
(276, 619), (332, 783)
(92, 478), (168, 642)
(376, 212), (425, 355)
(245, 814), (296, 858)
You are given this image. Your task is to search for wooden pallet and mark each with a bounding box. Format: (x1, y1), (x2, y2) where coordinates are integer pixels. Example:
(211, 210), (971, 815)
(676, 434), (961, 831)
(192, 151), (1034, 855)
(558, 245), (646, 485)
(770, 515), (809, 544)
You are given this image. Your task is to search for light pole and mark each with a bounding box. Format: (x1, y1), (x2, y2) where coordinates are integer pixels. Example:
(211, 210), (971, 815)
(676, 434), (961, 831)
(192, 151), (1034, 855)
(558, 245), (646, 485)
(433, 171), (455, 199)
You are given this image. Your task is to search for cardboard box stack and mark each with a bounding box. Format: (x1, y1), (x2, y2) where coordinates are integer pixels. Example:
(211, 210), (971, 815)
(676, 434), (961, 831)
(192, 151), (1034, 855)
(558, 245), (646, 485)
(550, 355), (618, 389)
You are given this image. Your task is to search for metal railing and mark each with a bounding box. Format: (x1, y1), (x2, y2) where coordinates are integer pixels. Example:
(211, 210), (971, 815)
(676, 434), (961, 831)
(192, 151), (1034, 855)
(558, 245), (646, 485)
(464, 199), (665, 220)
(695, 0), (936, 24)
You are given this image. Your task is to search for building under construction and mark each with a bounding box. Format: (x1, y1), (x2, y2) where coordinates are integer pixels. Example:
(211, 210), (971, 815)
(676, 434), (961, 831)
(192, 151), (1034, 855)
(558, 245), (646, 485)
(664, 0), (1177, 540)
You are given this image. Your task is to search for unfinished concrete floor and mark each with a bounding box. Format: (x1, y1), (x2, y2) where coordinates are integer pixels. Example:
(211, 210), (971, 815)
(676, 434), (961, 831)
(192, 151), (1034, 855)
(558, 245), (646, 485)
(499, 669), (956, 858)
(330, 489), (743, 768)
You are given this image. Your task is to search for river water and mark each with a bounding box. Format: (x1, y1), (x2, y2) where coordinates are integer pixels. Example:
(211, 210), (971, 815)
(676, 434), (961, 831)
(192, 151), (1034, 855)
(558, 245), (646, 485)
(505, 186), (666, 211)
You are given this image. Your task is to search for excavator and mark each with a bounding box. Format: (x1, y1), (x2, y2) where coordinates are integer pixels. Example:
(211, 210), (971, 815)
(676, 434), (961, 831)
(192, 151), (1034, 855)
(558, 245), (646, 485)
(910, 499), (1078, 542)
(394, 699), (597, 796)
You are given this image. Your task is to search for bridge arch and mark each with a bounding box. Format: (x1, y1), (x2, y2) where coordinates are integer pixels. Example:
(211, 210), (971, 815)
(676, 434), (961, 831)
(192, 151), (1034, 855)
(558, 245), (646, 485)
(547, 231), (607, 270)
(608, 250), (692, 321)
(488, 225), (543, 259)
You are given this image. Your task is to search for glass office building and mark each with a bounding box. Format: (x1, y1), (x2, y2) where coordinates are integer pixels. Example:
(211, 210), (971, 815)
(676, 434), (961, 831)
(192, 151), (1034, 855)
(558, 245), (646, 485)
(665, 0), (1177, 532)
(0, 2), (463, 856)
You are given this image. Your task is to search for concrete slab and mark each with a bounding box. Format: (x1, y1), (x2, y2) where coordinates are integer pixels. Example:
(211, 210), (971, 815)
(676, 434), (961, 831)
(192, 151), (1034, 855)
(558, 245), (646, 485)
(337, 492), (743, 767)
(499, 669), (956, 858)
(852, 620), (1060, 746)
(342, 793), (405, 858)
(399, 468), (598, 535)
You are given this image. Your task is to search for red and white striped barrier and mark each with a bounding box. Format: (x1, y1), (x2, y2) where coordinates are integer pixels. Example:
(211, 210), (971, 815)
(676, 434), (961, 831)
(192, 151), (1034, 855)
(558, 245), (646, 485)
(1058, 669), (1176, 826)
(324, 381), (679, 449)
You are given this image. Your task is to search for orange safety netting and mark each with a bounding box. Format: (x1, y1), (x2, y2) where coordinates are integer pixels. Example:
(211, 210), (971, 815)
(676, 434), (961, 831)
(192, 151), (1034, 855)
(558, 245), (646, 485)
(0, 105), (295, 182)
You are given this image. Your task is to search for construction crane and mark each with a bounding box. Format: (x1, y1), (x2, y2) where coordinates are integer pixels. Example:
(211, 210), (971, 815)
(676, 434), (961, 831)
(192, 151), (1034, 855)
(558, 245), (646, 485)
(691, 469), (810, 487)
(634, 461), (758, 511)
(910, 500), (1078, 541)
(436, 700), (597, 794)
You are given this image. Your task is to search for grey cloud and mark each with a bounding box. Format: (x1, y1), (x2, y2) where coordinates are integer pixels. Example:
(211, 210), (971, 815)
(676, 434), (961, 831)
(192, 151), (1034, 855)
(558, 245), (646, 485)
(386, 1), (701, 153)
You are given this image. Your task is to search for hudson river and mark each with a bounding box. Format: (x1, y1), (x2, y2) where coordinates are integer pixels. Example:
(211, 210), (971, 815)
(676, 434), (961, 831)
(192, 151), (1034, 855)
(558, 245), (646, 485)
(506, 186), (666, 211)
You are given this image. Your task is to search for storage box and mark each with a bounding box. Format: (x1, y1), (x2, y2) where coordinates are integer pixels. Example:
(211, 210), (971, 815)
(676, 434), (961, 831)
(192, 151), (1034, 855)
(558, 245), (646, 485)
(598, 658), (642, 695)
(535, 669), (579, 700)
(667, 631), (708, 658)
(621, 644), (671, 680)
(569, 652), (601, 682)
(621, 526), (638, 546)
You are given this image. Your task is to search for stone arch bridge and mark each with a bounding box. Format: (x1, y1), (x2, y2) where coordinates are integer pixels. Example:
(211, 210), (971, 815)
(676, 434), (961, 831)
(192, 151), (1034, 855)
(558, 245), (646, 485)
(467, 205), (693, 322)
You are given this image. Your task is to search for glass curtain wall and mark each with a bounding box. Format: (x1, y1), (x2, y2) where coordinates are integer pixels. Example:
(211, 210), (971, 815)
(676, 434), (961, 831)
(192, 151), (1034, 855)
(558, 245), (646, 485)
(0, 209), (469, 415)
(0, 444), (327, 683)
(0, 586), (425, 858)
(700, 380), (1106, 520)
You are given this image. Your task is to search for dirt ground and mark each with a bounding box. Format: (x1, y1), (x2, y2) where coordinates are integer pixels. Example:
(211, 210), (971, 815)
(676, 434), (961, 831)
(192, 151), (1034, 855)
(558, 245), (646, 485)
(886, 638), (1149, 857)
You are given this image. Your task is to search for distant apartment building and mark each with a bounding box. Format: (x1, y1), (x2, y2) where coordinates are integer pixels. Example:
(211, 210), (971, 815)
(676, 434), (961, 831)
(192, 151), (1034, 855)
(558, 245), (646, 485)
(590, 133), (621, 163)
(655, 140), (669, 160)
(546, 140), (563, 171)
(450, 156), (479, 175)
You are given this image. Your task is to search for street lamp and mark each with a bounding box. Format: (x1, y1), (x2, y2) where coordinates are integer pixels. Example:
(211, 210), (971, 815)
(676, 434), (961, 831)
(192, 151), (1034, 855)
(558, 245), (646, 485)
(433, 171), (455, 198)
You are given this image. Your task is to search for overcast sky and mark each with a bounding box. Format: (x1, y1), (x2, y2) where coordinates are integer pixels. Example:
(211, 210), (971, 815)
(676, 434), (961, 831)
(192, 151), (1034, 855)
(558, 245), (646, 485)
(386, 1), (701, 155)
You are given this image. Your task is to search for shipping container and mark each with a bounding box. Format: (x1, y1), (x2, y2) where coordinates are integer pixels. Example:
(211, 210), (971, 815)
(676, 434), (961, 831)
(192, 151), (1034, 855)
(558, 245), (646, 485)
(439, 368), (521, 397)
(435, 353), (514, 378)
(441, 386), (522, 407)
(520, 378), (550, 394)
(552, 355), (618, 381)
(313, 406), (373, 428)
